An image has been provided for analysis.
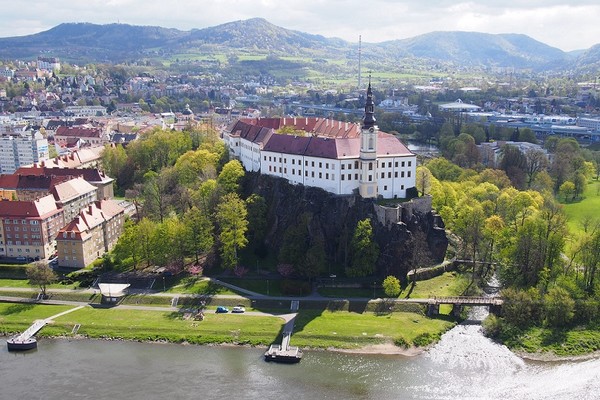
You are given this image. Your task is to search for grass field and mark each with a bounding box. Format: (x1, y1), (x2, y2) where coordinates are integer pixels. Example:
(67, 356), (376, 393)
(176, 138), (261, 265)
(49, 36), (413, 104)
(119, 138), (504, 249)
(0, 302), (454, 350)
(500, 324), (600, 356)
(562, 179), (600, 236)
(293, 309), (455, 349)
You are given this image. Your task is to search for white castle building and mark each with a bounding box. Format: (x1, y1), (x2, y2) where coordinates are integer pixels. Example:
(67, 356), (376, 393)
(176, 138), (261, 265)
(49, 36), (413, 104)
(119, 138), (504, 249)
(224, 83), (416, 199)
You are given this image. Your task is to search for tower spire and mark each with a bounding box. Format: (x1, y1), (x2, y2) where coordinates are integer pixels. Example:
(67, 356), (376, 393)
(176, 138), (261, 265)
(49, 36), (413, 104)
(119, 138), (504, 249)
(362, 74), (376, 129)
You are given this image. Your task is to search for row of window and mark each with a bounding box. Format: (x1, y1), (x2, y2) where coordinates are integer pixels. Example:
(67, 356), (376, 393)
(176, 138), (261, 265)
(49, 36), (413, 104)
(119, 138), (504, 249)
(264, 156), (412, 170)
(4, 219), (39, 225)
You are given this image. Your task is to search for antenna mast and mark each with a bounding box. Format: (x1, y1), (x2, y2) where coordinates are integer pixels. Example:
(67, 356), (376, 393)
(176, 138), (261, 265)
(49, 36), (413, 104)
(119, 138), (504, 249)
(358, 35), (362, 89)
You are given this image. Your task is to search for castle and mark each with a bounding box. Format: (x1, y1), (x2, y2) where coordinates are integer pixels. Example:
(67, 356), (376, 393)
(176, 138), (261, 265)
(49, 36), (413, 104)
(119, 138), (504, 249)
(224, 83), (416, 199)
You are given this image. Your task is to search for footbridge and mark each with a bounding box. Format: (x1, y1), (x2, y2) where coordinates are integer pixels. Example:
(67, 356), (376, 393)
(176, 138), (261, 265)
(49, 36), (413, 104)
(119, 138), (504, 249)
(425, 296), (503, 317)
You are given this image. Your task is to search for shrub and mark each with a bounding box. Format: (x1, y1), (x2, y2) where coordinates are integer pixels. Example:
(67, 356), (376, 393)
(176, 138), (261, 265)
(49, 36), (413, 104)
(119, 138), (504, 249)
(394, 336), (411, 348)
(412, 332), (439, 347)
(482, 314), (502, 339)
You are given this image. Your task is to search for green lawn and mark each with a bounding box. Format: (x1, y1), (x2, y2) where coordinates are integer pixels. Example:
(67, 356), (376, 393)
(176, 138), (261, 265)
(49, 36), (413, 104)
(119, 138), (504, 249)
(0, 300), (456, 350)
(293, 309), (455, 349)
(403, 271), (471, 299)
(165, 276), (236, 295)
(562, 180), (600, 236)
(500, 325), (600, 356)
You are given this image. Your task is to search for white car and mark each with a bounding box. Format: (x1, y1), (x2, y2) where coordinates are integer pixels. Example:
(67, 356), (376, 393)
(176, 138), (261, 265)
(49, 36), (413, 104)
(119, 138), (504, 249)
(232, 306), (246, 313)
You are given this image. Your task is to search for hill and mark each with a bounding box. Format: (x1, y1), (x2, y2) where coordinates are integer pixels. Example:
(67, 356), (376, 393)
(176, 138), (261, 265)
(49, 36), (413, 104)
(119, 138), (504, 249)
(0, 18), (597, 73)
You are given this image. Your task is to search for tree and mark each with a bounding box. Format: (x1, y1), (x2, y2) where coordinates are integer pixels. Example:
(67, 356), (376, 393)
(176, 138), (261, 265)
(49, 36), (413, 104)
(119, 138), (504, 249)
(347, 219), (379, 277)
(415, 166), (433, 196)
(27, 262), (57, 298)
(217, 160), (244, 194)
(558, 181), (575, 202)
(544, 287), (575, 327)
(216, 193), (248, 268)
(382, 275), (401, 298)
(183, 206), (214, 264)
(245, 194), (268, 255)
(523, 149), (548, 189)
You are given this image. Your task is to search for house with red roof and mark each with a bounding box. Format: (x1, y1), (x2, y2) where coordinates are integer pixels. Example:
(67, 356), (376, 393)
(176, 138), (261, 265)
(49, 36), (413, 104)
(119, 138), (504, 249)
(0, 195), (64, 260)
(224, 84), (416, 199)
(55, 200), (125, 269)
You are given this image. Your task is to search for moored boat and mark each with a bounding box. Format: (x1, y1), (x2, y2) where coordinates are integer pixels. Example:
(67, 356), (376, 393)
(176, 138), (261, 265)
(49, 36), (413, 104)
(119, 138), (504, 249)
(7, 336), (38, 351)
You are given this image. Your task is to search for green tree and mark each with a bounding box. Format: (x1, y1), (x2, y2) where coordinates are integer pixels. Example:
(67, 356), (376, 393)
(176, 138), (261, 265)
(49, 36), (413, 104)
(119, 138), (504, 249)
(347, 218), (380, 277)
(501, 287), (542, 327)
(183, 206), (214, 264)
(217, 160), (245, 194)
(544, 287), (575, 327)
(245, 194), (268, 253)
(382, 275), (401, 298)
(415, 166), (433, 196)
(216, 193), (248, 268)
(26, 262), (57, 298)
(558, 181), (575, 202)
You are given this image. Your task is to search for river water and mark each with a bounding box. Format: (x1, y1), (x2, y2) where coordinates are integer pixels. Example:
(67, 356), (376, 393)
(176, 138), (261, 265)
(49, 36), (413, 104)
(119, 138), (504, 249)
(2, 322), (599, 400)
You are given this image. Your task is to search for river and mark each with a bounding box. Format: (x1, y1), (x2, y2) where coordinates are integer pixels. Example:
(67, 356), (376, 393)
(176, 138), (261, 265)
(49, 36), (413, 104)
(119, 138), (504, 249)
(2, 318), (599, 400)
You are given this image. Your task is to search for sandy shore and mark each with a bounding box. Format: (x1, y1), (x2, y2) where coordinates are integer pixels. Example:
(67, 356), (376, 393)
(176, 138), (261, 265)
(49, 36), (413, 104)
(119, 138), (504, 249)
(331, 342), (425, 356)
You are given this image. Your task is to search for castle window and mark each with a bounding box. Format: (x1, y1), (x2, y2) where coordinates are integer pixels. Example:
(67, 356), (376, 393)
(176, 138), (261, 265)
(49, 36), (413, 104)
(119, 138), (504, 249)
(305, 171), (308, 176)
(319, 172), (322, 178)
(384, 185), (388, 191)
(355, 161), (359, 169)
(312, 161), (315, 167)
(408, 161), (412, 167)
(401, 185), (405, 190)
(305, 161), (308, 166)
(389, 162), (392, 168)
(312, 172), (315, 177)
(408, 171), (411, 177)
(341, 164), (345, 170)
(368, 175), (372, 182)
(401, 161), (405, 167)
(348, 174), (351, 180)
(401, 171), (405, 178)
(355, 174), (358, 180)
(395, 162), (398, 167)
(368, 137), (374, 150)
(319, 162), (322, 168)
(292, 159), (295, 165)
(388, 172), (392, 178)
(284, 168), (287, 174)
(326, 173), (329, 179)
(381, 172), (385, 178)
(368, 162), (373, 171)
(395, 172), (398, 178)
(326, 163), (329, 169)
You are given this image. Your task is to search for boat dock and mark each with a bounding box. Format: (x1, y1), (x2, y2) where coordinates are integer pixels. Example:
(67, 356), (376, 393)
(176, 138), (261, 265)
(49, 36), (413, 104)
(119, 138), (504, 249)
(6, 305), (84, 351)
(264, 300), (303, 363)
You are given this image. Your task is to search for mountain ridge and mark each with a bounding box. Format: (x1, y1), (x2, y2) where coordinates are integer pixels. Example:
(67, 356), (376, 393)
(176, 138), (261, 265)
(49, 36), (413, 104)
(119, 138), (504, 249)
(0, 18), (597, 73)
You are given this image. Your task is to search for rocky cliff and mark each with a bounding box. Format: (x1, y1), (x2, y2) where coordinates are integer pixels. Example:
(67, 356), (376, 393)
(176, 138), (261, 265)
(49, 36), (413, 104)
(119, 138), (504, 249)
(243, 173), (448, 283)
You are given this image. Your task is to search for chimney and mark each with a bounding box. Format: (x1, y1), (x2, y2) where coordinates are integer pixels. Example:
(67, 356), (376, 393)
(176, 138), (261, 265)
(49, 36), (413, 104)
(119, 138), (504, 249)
(88, 205), (93, 214)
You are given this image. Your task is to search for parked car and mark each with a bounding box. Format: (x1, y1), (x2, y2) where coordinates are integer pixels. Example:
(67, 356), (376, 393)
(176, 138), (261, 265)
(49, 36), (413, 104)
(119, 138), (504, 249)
(215, 306), (229, 313)
(232, 306), (246, 313)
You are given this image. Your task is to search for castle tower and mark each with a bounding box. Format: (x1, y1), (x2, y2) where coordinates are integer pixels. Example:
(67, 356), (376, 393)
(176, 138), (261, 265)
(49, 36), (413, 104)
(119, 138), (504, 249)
(358, 80), (378, 198)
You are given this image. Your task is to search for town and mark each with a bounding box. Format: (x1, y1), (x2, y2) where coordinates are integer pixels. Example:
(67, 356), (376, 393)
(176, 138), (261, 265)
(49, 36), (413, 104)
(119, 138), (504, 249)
(1, 16), (600, 389)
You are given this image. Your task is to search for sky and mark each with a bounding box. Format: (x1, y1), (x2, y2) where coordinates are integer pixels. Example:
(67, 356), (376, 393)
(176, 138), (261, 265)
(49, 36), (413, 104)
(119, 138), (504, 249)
(0, 0), (598, 52)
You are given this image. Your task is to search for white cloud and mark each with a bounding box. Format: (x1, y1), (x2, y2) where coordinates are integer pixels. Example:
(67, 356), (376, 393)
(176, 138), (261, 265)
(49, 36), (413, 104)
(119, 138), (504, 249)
(0, 0), (597, 51)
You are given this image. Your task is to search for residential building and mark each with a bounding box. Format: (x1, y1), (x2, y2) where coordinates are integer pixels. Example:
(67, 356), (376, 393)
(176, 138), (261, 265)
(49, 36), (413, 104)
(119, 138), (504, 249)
(55, 126), (110, 148)
(0, 174), (70, 201)
(0, 131), (49, 174)
(0, 194), (64, 260)
(50, 177), (98, 223)
(55, 200), (125, 269)
(224, 83), (416, 199)
(15, 164), (114, 200)
(37, 57), (60, 72)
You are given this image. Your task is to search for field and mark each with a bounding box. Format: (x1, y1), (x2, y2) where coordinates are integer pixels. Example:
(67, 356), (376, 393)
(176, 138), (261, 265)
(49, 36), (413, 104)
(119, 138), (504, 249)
(562, 179), (600, 237)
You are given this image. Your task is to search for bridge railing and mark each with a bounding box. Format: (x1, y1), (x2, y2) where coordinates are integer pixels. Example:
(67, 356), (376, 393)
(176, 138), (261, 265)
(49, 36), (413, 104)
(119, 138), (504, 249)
(429, 296), (503, 305)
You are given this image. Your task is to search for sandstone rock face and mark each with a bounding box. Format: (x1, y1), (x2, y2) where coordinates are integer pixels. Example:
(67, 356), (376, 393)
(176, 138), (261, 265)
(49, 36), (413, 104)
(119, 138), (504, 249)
(243, 173), (448, 283)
